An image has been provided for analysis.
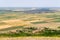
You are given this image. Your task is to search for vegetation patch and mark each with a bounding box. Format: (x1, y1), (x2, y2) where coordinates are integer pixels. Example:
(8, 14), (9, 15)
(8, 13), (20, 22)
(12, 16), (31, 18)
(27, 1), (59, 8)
(0, 27), (60, 37)
(31, 21), (48, 24)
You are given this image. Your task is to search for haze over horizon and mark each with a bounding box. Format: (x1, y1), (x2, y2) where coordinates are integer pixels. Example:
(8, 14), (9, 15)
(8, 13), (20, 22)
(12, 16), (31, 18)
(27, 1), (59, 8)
(0, 0), (59, 7)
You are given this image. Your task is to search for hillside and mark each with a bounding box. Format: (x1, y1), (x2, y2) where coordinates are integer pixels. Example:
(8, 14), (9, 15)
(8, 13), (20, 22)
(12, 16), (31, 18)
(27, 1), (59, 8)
(0, 8), (60, 37)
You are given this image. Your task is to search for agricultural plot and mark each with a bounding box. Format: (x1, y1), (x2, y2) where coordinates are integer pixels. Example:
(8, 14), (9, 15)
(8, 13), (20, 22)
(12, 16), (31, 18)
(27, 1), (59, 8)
(0, 12), (60, 37)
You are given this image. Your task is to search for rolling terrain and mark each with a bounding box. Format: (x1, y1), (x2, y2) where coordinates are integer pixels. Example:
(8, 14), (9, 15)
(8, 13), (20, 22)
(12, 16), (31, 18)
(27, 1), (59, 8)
(0, 8), (60, 37)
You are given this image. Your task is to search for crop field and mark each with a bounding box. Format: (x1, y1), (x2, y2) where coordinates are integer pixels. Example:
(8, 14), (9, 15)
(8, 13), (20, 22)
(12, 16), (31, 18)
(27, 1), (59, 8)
(0, 12), (60, 29)
(0, 11), (60, 40)
(0, 11), (60, 37)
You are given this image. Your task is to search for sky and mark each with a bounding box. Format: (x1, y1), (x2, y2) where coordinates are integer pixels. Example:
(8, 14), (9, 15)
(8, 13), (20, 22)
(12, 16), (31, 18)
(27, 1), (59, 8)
(0, 0), (60, 7)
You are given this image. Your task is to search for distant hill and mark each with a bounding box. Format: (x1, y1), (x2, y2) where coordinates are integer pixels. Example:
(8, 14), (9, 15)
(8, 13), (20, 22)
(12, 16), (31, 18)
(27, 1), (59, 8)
(0, 7), (60, 13)
(24, 8), (56, 13)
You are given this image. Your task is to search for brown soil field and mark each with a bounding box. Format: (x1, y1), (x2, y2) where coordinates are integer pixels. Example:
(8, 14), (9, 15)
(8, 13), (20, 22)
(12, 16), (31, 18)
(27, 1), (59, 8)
(0, 19), (60, 30)
(0, 37), (60, 40)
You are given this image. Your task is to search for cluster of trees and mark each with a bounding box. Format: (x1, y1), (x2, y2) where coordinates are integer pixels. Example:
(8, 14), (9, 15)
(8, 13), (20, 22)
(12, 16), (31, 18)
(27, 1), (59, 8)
(0, 27), (60, 37)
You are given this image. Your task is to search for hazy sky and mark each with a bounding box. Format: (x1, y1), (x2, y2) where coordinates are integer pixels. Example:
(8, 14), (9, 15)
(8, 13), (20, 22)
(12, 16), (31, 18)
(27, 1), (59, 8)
(0, 0), (59, 7)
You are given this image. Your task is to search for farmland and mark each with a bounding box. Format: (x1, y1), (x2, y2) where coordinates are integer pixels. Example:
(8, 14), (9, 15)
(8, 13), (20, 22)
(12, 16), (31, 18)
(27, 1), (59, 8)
(0, 12), (60, 29)
(0, 11), (60, 37)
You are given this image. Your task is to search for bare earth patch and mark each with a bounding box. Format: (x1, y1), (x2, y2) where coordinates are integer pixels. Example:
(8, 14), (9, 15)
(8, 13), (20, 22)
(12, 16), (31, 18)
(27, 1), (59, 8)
(34, 23), (60, 30)
(0, 37), (60, 40)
